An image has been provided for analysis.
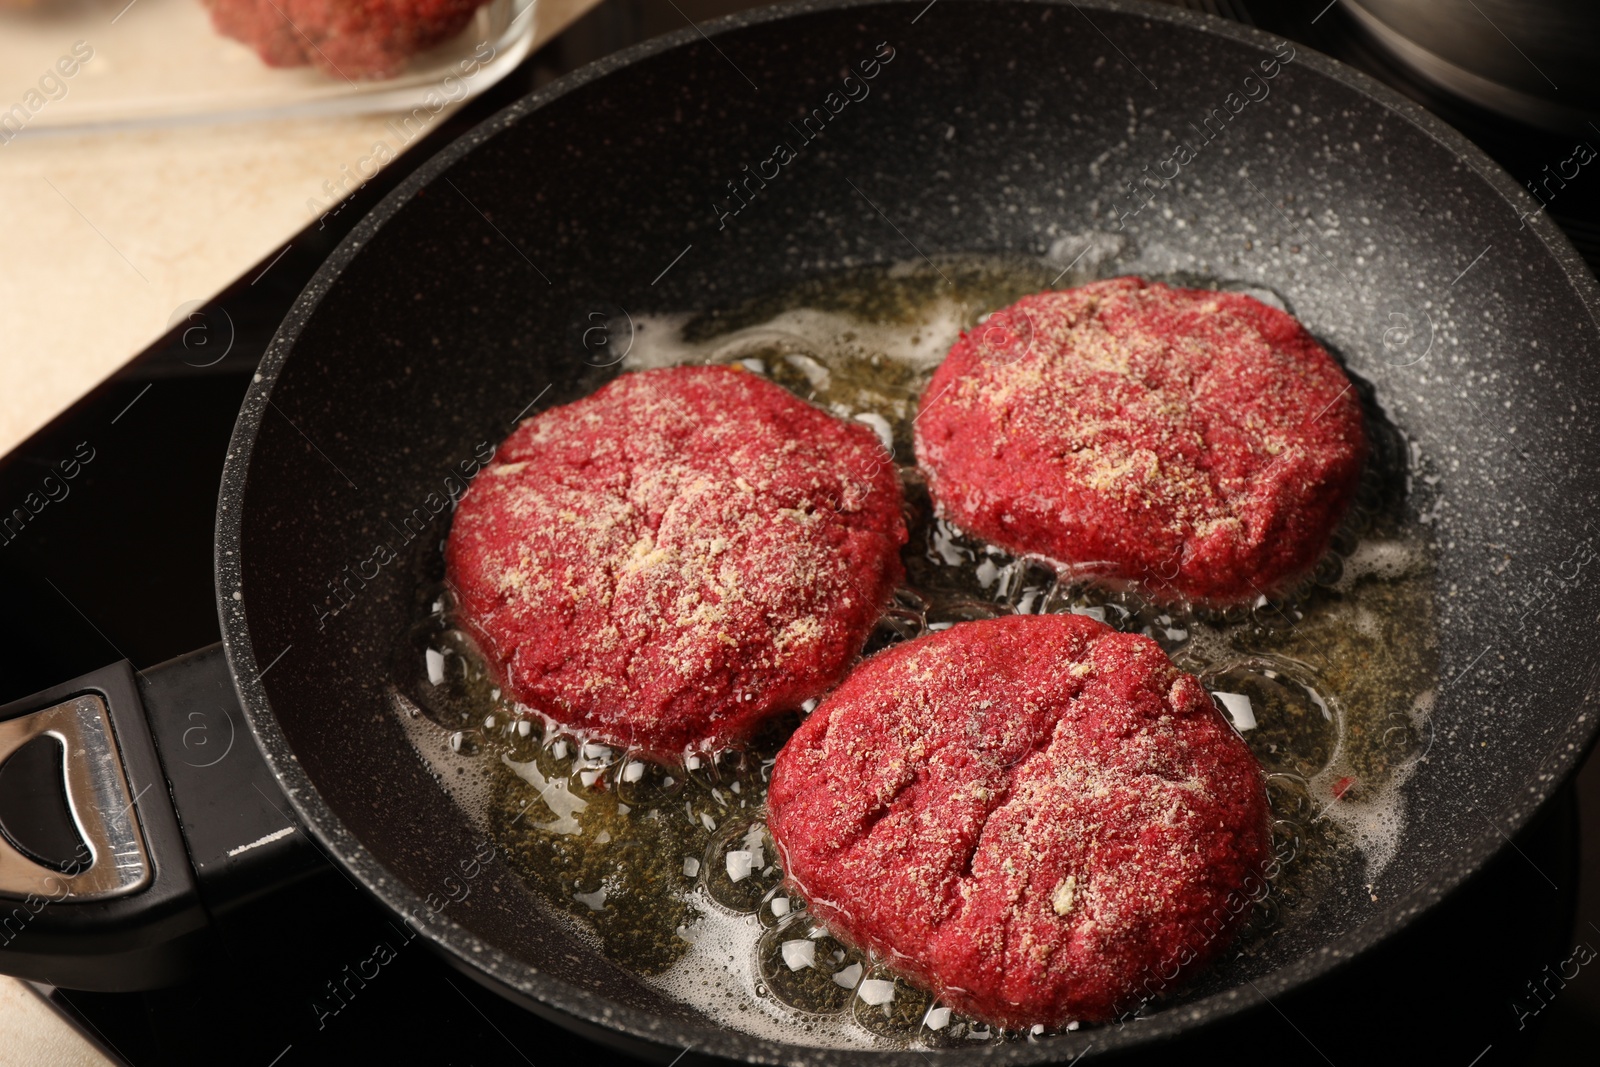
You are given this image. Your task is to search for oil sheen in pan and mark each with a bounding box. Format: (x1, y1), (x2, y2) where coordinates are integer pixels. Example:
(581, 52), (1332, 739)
(386, 257), (1440, 1049)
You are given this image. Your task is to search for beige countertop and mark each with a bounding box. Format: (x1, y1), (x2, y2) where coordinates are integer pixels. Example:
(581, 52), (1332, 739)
(0, 0), (599, 1059)
(0, 0), (598, 455)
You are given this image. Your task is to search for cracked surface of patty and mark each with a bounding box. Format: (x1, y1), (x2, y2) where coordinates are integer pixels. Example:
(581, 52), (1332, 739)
(767, 613), (1272, 1027)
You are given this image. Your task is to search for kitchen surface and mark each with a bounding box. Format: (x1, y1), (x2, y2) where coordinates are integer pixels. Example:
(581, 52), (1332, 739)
(1, 0), (1599, 1063)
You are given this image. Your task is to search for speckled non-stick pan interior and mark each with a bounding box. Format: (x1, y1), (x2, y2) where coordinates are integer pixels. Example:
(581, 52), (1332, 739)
(215, 1), (1600, 1062)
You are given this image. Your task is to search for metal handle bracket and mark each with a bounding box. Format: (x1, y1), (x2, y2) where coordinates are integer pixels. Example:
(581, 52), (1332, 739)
(0, 694), (151, 902)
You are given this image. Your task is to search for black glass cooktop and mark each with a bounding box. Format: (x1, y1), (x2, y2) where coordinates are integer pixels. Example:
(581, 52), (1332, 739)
(3, 2), (1598, 1064)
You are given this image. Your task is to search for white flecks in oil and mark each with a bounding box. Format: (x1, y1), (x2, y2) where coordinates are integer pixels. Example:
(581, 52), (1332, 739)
(782, 939), (816, 970)
(1214, 692), (1258, 732)
(502, 755), (587, 835)
(1336, 538), (1431, 588)
(1303, 686), (1437, 878)
(387, 256), (1437, 1048)
(858, 979), (896, 1006)
(785, 353), (832, 391)
(574, 885), (609, 911)
(853, 411), (894, 451)
(726, 850), (755, 883)
(626, 304), (967, 376)
(646, 897), (881, 1049)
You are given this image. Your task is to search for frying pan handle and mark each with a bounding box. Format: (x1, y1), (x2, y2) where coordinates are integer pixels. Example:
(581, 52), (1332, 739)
(0, 646), (326, 990)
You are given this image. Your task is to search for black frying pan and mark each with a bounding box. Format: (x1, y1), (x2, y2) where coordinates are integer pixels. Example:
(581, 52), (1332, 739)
(5, 1), (1599, 1062)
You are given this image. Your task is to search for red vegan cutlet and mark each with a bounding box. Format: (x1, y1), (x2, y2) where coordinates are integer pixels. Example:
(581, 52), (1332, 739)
(445, 365), (906, 760)
(767, 613), (1272, 1027)
(914, 277), (1366, 605)
(204, 0), (490, 79)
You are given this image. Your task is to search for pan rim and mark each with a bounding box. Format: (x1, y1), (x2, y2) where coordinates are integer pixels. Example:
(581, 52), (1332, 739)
(214, 0), (1600, 1062)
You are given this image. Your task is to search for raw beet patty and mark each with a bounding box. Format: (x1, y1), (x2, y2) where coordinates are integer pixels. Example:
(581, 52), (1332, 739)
(767, 613), (1271, 1027)
(204, 0), (489, 79)
(914, 277), (1366, 605)
(446, 365), (906, 760)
